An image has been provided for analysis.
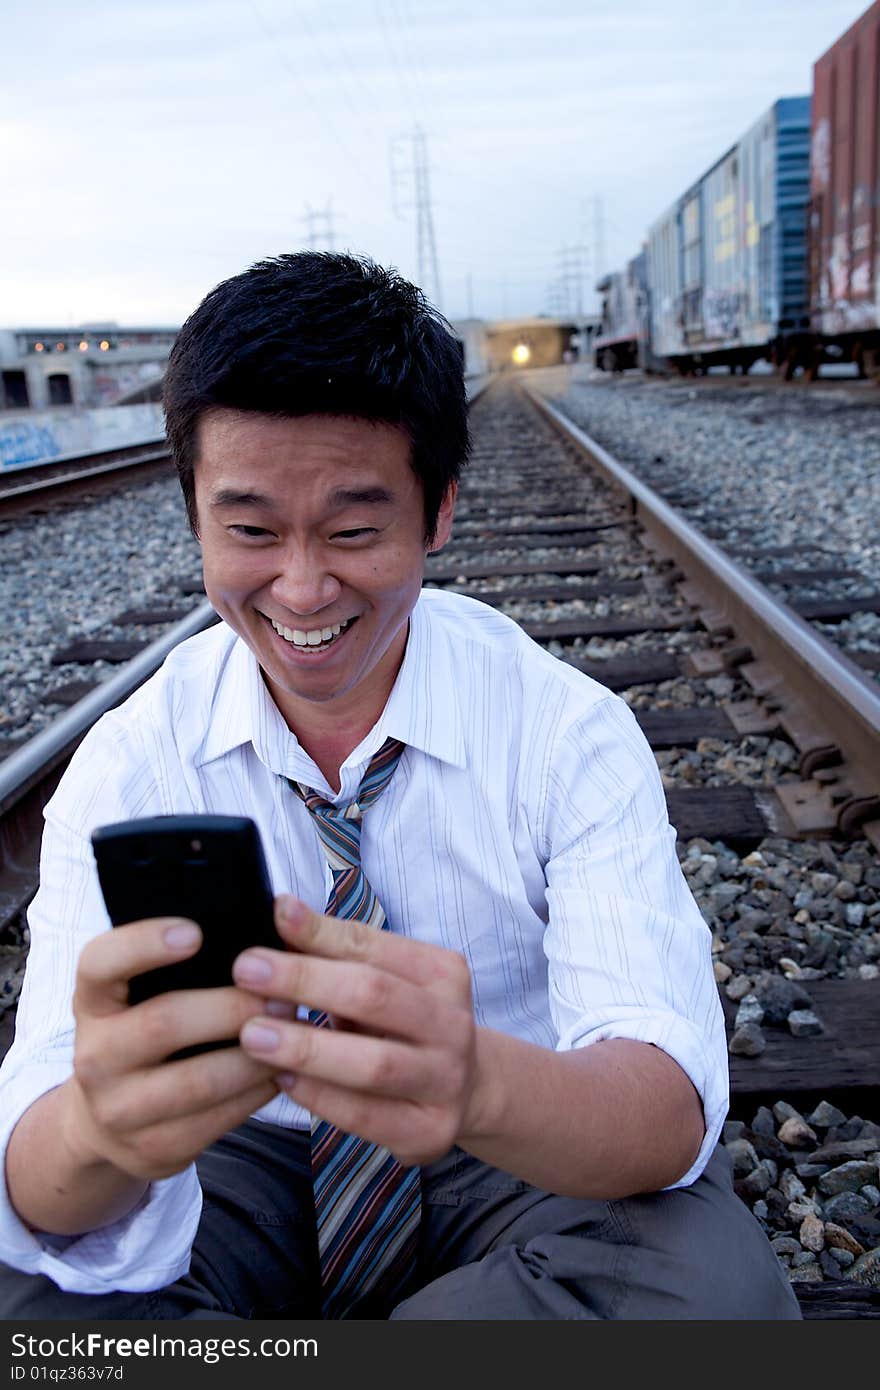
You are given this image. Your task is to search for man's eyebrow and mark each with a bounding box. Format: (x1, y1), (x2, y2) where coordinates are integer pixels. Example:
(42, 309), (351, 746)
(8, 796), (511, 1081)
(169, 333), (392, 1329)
(326, 485), (395, 508)
(210, 488), (275, 509)
(208, 484), (395, 511)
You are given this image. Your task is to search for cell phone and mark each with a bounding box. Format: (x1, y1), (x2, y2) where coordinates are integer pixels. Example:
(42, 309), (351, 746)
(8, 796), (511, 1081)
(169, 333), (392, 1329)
(91, 814), (280, 1057)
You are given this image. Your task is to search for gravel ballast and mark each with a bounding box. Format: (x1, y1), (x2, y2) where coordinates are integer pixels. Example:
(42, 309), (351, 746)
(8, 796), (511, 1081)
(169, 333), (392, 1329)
(533, 368), (880, 672)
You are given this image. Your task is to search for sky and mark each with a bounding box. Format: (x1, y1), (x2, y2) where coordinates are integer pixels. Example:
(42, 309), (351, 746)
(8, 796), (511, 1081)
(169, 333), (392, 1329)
(0, 0), (869, 328)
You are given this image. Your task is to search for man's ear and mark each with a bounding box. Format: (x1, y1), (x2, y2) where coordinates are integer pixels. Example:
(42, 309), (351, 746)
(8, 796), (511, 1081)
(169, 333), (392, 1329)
(427, 482), (457, 554)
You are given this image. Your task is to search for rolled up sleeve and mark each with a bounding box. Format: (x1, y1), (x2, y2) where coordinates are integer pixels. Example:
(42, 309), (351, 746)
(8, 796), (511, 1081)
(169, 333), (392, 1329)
(541, 696), (729, 1189)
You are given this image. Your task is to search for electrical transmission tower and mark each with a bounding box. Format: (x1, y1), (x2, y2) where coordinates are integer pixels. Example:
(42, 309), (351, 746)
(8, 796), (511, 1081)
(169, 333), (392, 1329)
(413, 127), (442, 308)
(389, 125), (443, 309)
(302, 202), (336, 250)
(558, 243), (589, 320)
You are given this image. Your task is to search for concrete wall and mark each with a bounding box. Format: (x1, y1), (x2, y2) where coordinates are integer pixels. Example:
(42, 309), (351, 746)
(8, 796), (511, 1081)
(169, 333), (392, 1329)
(0, 402), (165, 470)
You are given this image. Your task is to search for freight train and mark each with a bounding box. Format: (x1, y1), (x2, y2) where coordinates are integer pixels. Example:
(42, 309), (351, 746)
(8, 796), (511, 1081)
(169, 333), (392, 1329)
(594, 0), (880, 380)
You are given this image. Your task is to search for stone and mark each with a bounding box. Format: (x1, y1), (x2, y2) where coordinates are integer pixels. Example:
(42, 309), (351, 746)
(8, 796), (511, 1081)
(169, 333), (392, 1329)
(728, 1023), (765, 1057)
(788, 1009), (824, 1037)
(795, 1162), (829, 1180)
(734, 994), (764, 1029)
(725, 1138), (760, 1178)
(844, 1247), (880, 1287)
(818, 1161), (880, 1196)
(787, 1198), (822, 1226)
(770, 1236), (801, 1258)
(725, 974), (753, 1002)
(751, 1106), (776, 1137)
(806, 1100), (847, 1130)
(791, 1250), (817, 1268)
(810, 1138), (880, 1164)
(778, 1116), (818, 1149)
(823, 1223), (865, 1257)
(773, 1102), (802, 1125)
(713, 959), (732, 983)
(751, 974), (812, 1025)
(779, 1170), (806, 1203)
(821, 1191), (873, 1223)
(722, 1119), (746, 1144)
(829, 1249), (855, 1269)
(820, 1250), (842, 1278)
(798, 1212), (824, 1253)
(738, 1166), (772, 1199)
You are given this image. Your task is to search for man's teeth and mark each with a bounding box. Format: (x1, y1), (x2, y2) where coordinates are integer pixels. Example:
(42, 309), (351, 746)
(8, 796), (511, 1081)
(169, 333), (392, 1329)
(269, 616), (352, 647)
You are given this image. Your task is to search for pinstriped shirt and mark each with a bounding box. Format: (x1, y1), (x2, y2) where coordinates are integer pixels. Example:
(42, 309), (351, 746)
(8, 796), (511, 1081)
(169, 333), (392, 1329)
(0, 588), (728, 1293)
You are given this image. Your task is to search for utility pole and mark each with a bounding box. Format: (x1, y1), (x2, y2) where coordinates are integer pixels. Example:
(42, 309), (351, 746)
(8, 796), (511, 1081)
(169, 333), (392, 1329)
(302, 202), (336, 250)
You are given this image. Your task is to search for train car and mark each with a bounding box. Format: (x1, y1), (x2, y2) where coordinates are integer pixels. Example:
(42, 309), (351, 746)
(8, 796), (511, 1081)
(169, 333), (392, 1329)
(808, 0), (880, 378)
(593, 251), (649, 372)
(482, 318), (578, 371)
(645, 96), (812, 375)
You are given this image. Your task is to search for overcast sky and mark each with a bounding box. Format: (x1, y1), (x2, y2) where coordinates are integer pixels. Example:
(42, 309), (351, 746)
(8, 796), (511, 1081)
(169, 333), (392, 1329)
(0, 0), (867, 327)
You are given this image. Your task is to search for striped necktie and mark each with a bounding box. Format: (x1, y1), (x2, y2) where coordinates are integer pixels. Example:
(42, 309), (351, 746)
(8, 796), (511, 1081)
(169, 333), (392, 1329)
(289, 736), (421, 1319)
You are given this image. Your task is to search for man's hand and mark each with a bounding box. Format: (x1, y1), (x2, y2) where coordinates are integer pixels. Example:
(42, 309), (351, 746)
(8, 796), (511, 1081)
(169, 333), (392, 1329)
(234, 896), (480, 1167)
(65, 916), (283, 1182)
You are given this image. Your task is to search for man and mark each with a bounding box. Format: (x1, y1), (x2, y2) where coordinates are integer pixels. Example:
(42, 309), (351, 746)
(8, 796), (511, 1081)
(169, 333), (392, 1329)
(0, 252), (799, 1319)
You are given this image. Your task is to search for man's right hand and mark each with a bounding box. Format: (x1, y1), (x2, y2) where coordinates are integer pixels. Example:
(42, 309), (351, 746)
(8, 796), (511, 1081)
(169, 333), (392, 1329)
(7, 917), (282, 1235)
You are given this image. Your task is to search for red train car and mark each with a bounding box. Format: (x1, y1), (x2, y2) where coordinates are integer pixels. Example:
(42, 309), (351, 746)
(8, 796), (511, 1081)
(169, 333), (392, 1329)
(809, 0), (880, 376)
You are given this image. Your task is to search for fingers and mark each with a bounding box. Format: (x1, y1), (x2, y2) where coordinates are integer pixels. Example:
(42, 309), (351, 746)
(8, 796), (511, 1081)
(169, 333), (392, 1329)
(271, 1071), (456, 1169)
(94, 1077), (281, 1183)
(233, 948), (456, 1045)
(240, 1017), (446, 1100)
(78, 1041), (279, 1134)
(75, 917), (203, 1018)
(268, 895), (472, 998)
(75, 985), (277, 1078)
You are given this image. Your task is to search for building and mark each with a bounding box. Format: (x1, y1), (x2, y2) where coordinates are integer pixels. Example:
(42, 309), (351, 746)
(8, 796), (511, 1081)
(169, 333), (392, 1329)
(0, 325), (178, 411)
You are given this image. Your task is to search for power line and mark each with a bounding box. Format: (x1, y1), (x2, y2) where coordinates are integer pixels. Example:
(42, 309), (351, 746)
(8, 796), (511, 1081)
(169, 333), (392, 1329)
(242, 0), (376, 200)
(373, 0), (423, 126)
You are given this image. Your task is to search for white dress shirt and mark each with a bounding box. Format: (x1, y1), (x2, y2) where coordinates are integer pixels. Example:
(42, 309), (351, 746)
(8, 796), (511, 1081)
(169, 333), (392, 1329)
(0, 588), (728, 1293)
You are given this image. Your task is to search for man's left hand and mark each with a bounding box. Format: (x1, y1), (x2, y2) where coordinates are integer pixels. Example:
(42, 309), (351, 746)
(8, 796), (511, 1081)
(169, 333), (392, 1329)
(233, 894), (480, 1166)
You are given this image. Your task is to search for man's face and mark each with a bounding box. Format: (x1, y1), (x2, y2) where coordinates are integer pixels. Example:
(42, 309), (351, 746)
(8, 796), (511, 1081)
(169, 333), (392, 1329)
(193, 409), (455, 733)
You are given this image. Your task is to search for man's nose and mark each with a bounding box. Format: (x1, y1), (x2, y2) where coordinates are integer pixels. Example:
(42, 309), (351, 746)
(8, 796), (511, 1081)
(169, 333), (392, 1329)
(271, 546), (342, 617)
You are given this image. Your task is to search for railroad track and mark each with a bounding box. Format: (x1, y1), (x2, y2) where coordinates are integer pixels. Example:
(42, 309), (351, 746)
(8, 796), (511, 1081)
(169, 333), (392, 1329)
(0, 438), (173, 521)
(0, 375), (877, 1316)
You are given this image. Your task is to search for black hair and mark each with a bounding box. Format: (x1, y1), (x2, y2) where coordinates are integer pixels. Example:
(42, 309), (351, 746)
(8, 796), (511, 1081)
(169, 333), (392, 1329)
(162, 251), (469, 542)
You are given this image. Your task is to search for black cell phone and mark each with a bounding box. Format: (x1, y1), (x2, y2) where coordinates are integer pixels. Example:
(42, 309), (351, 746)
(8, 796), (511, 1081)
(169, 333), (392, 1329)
(91, 815), (280, 1057)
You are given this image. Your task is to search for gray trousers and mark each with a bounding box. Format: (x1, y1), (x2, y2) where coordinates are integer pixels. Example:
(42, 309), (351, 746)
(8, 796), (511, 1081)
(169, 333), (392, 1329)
(0, 1119), (801, 1321)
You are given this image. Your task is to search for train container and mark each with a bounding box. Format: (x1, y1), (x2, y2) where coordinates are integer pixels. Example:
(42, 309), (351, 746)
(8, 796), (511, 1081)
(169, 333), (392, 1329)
(593, 250), (649, 371)
(645, 96), (811, 374)
(809, 0), (880, 377)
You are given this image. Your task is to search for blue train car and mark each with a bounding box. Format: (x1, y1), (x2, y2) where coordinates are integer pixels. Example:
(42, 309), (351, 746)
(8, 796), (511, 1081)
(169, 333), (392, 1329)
(645, 96), (811, 374)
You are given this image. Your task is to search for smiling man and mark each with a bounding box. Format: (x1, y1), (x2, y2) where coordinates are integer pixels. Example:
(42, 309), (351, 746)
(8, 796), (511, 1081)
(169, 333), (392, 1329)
(0, 252), (800, 1320)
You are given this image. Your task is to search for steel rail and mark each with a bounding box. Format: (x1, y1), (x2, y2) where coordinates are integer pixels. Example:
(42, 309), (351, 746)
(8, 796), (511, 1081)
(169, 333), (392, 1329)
(0, 602), (218, 819)
(525, 386), (880, 815)
(0, 603), (218, 929)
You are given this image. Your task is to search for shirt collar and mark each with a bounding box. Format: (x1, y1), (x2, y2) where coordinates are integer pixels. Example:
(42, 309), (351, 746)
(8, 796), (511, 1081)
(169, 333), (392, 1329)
(194, 591), (467, 781)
